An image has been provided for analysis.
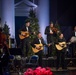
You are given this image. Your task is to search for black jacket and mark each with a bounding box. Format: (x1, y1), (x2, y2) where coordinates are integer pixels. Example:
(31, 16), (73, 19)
(72, 31), (76, 36)
(45, 26), (57, 43)
(31, 37), (45, 48)
(20, 25), (32, 33)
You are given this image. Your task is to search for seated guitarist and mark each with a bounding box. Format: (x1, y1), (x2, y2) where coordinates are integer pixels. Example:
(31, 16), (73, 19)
(55, 33), (67, 70)
(19, 20), (33, 57)
(31, 32), (46, 67)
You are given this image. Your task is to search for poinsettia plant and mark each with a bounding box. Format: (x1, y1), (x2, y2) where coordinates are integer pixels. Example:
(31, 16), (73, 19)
(24, 67), (53, 75)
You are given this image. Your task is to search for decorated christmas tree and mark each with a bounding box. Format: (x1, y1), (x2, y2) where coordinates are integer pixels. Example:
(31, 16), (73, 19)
(2, 22), (10, 46)
(26, 10), (40, 55)
(3, 22), (10, 36)
(27, 9), (40, 41)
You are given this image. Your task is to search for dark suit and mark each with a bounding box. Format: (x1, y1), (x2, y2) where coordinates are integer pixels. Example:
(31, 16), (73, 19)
(31, 37), (45, 66)
(20, 25), (32, 57)
(70, 31), (76, 57)
(45, 26), (56, 57)
(56, 38), (67, 69)
(72, 31), (76, 36)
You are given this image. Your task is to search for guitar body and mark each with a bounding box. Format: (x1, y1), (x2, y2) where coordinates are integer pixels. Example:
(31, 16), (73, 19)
(32, 44), (43, 53)
(19, 31), (29, 39)
(55, 42), (67, 50)
(70, 36), (76, 43)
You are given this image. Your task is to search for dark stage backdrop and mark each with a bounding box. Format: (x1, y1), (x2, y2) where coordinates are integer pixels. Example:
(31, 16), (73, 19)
(49, 0), (76, 42)
(15, 16), (28, 47)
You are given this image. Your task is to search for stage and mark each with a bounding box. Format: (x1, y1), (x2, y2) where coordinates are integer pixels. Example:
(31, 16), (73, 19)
(8, 56), (76, 75)
(10, 67), (76, 75)
(42, 57), (76, 67)
(6, 48), (76, 75)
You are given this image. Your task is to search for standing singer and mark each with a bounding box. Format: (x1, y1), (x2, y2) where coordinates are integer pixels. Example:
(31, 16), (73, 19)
(19, 20), (32, 57)
(45, 22), (58, 57)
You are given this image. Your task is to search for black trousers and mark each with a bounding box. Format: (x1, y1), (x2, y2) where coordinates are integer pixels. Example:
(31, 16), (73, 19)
(35, 50), (42, 67)
(47, 46), (53, 57)
(0, 62), (3, 75)
(72, 43), (76, 57)
(56, 50), (66, 69)
(69, 43), (76, 58)
(47, 35), (56, 57)
(0, 55), (9, 75)
(20, 37), (30, 57)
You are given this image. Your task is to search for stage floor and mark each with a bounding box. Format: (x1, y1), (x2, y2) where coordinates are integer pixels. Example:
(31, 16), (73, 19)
(10, 67), (76, 75)
(9, 56), (76, 75)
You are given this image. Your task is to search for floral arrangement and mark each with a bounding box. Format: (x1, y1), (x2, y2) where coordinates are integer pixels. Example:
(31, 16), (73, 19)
(24, 67), (53, 75)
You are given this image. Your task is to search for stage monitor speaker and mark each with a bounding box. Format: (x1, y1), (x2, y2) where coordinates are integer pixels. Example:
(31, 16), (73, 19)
(9, 48), (22, 55)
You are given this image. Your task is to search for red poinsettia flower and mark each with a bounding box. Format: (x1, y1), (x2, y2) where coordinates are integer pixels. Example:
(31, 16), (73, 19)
(24, 68), (34, 75)
(45, 70), (50, 75)
(49, 71), (53, 75)
(40, 68), (46, 75)
(36, 66), (42, 70)
(24, 66), (53, 75)
(34, 68), (41, 75)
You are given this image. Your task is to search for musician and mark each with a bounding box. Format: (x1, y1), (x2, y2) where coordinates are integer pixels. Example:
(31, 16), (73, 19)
(45, 22), (57, 57)
(55, 33), (67, 70)
(19, 20), (32, 57)
(72, 26), (76, 36)
(70, 26), (76, 57)
(0, 27), (9, 75)
(31, 32), (46, 66)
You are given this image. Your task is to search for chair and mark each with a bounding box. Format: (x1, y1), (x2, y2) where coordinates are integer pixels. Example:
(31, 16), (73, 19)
(8, 55), (16, 71)
(25, 55), (39, 67)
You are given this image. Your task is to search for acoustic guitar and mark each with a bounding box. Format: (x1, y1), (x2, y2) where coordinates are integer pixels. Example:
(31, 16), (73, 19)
(55, 42), (71, 50)
(32, 44), (43, 53)
(32, 43), (53, 53)
(55, 42), (67, 50)
(70, 36), (76, 43)
(19, 31), (29, 40)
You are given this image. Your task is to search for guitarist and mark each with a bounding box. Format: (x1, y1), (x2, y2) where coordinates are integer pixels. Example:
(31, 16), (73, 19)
(31, 32), (46, 67)
(56, 33), (67, 70)
(70, 26), (76, 57)
(19, 20), (33, 57)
